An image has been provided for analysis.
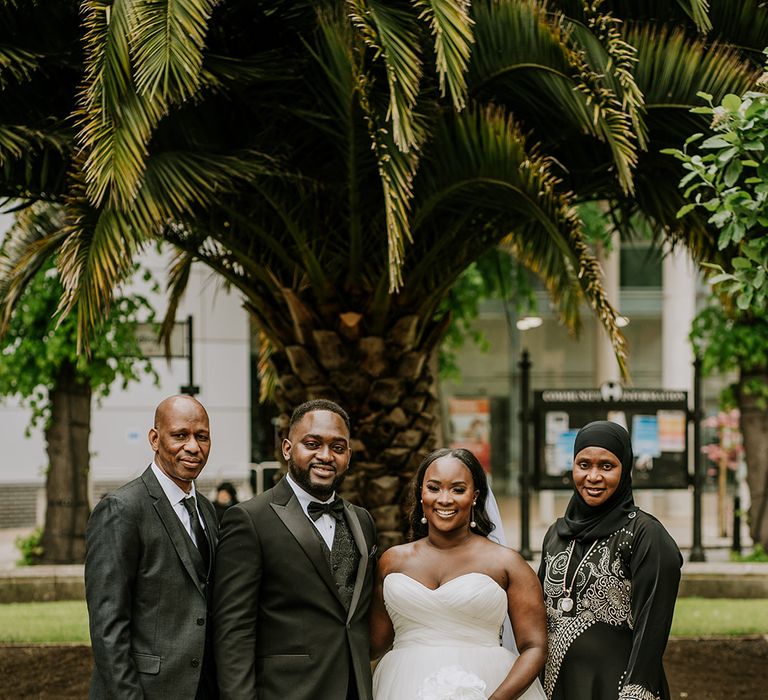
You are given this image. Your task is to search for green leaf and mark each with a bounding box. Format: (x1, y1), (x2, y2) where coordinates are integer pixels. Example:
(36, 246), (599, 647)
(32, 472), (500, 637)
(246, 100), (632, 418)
(676, 203), (697, 218)
(707, 273), (734, 285)
(737, 288), (753, 310)
(717, 146), (738, 163)
(722, 93), (742, 112)
(724, 158), (743, 186)
(701, 135), (731, 149)
(710, 209), (731, 228)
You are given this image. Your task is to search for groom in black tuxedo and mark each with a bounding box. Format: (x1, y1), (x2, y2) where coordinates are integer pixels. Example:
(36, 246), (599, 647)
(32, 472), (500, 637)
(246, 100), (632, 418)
(213, 399), (377, 700)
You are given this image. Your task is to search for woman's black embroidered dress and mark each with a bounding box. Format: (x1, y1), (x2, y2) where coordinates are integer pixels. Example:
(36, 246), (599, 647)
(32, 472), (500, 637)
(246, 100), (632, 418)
(538, 510), (681, 700)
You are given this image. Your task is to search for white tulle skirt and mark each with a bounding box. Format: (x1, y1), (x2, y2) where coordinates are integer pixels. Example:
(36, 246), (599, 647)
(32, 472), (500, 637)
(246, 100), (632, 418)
(373, 644), (546, 700)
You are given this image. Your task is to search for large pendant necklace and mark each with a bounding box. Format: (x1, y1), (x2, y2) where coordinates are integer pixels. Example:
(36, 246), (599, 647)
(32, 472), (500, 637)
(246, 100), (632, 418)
(558, 539), (598, 613)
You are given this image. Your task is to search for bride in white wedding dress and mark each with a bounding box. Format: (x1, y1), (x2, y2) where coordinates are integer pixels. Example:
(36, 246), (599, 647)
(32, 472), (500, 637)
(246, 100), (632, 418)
(370, 448), (547, 700)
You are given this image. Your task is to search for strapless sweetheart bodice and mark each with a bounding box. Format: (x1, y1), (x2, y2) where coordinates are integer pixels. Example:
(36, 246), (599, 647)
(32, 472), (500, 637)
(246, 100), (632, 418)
(383, 572), (506, 649)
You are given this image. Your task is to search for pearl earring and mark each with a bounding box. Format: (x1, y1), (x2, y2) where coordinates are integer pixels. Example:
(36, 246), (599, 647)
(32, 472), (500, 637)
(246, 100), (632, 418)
(469, 502), (477, 529)
(420, 499), (427, 524)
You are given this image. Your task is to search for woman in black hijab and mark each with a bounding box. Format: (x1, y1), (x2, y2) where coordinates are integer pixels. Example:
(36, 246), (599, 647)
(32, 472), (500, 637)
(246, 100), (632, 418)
(538, 421), (682, 700)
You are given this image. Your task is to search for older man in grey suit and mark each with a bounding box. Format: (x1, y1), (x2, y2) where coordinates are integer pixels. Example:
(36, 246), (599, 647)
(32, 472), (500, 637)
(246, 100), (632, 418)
(213, 399), (377, 700)
(85, 394), (218, 699)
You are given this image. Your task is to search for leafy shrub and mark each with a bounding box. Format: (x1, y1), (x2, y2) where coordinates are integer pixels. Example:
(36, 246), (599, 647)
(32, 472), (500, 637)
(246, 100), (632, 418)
(15, 527), (43, 566)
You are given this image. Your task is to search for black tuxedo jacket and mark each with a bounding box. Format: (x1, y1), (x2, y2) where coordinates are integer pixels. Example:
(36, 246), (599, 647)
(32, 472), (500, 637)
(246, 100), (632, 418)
(85, 466), (219, 699)
(212, 476), (377, 700)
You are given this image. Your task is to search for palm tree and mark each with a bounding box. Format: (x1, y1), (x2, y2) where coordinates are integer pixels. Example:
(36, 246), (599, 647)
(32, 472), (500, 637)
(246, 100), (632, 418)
(0, 1), (761, 544)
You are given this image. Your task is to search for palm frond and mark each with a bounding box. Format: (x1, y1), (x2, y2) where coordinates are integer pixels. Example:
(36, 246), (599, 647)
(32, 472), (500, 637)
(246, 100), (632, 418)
(575, 2), (646, 149)
(0, 43), (43, 88)
(676, 0), (712, 32)
(0, 203), (67, 337)
(413, 0), (474, 109)
(631, 25), (756, 109)
(408, 104), (627, 374)
(56, 200), (148, 351)
(0, 125), (68, 165)
(307, 13), (369, 277)
(131, 0), (217, 102)
(199, 52), (290, 91)
(159, 246), (193, 353)
(77, 0), (166, 208)
(256, 327), (278, 403)
(139, 149), (275, 219)
(709, 0), (768, 62)
(349, 0), (423, 151)
(357, 70), (421, 292)
(469, 0), (639, 195)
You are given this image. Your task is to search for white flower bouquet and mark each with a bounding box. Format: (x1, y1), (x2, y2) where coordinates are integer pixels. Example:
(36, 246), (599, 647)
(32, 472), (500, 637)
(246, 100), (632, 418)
(417, 665), (487, 700)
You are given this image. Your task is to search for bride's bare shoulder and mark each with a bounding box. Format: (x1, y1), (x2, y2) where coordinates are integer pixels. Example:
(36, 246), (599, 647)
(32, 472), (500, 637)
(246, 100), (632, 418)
(481, 538), (534, 574)
(377, 539), (421, 575)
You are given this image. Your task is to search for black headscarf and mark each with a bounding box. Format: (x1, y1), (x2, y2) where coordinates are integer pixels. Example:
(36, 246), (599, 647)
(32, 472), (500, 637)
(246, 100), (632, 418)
(555, 420), (638, 542)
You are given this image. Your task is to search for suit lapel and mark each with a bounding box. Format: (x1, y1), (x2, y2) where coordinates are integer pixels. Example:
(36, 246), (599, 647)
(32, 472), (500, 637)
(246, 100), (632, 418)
(198, 495), (217, 578)
(270, 479), (346, 611)
(142, 467), (206, 598)
(343, 502), (369, 623)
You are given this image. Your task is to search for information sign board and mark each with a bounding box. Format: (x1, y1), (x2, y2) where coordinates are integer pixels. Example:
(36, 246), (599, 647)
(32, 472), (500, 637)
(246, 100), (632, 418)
(533, 387), (689, 489)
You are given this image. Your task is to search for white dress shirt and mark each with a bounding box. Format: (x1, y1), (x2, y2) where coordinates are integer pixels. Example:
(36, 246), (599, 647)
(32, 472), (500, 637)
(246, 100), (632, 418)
(151, 462), (206, 546)
(285, 472), (337, 550)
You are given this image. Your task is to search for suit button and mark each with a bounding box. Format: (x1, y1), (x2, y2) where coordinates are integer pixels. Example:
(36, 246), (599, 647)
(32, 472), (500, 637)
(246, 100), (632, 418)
(196, 618), (205, 626)
(191, 658), (200, 668)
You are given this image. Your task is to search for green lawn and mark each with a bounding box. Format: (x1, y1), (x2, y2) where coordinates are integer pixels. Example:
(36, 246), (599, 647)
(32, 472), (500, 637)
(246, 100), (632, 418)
(671, 597), (768, 637)
(0, 597), (767, 643)
(0, 601), (89, 643)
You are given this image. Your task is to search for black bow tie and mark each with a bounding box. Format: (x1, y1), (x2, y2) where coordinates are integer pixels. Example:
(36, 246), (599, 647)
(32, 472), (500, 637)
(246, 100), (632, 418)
(307, 498), (345, 522)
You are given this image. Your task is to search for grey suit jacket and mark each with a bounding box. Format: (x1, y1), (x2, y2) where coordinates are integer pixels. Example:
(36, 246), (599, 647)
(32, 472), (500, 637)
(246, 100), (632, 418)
(213, 476), (377, 700)
(85, 466), (218, 699)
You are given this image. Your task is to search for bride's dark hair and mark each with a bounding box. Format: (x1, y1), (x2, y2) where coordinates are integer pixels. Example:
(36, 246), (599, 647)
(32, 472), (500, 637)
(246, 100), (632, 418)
(406, 447), (495, 540)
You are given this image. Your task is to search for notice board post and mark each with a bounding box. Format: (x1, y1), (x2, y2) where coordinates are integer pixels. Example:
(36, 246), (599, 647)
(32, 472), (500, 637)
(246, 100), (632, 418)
(690, 357), (706, 561)
(518, 350), (533, 560)
(179, 315), (199, 396)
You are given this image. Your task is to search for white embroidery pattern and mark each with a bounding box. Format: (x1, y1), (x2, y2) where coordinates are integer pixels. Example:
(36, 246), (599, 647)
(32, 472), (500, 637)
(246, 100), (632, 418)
(619, 683), (660, 700)
(542, 530), (633, 698)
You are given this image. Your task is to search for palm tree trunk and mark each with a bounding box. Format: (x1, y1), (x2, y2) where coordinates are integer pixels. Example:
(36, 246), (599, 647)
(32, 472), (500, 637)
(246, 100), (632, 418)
(737, 370), (768, 553)
(269, 315), (440, 548)
(39, 361), (92, 564)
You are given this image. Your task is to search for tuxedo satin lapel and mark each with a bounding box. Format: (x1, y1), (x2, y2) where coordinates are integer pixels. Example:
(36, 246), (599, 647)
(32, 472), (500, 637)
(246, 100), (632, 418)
(142, 469), (206, 598)
(344, 502), (369, 623)
(270, 486), (345, 610)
